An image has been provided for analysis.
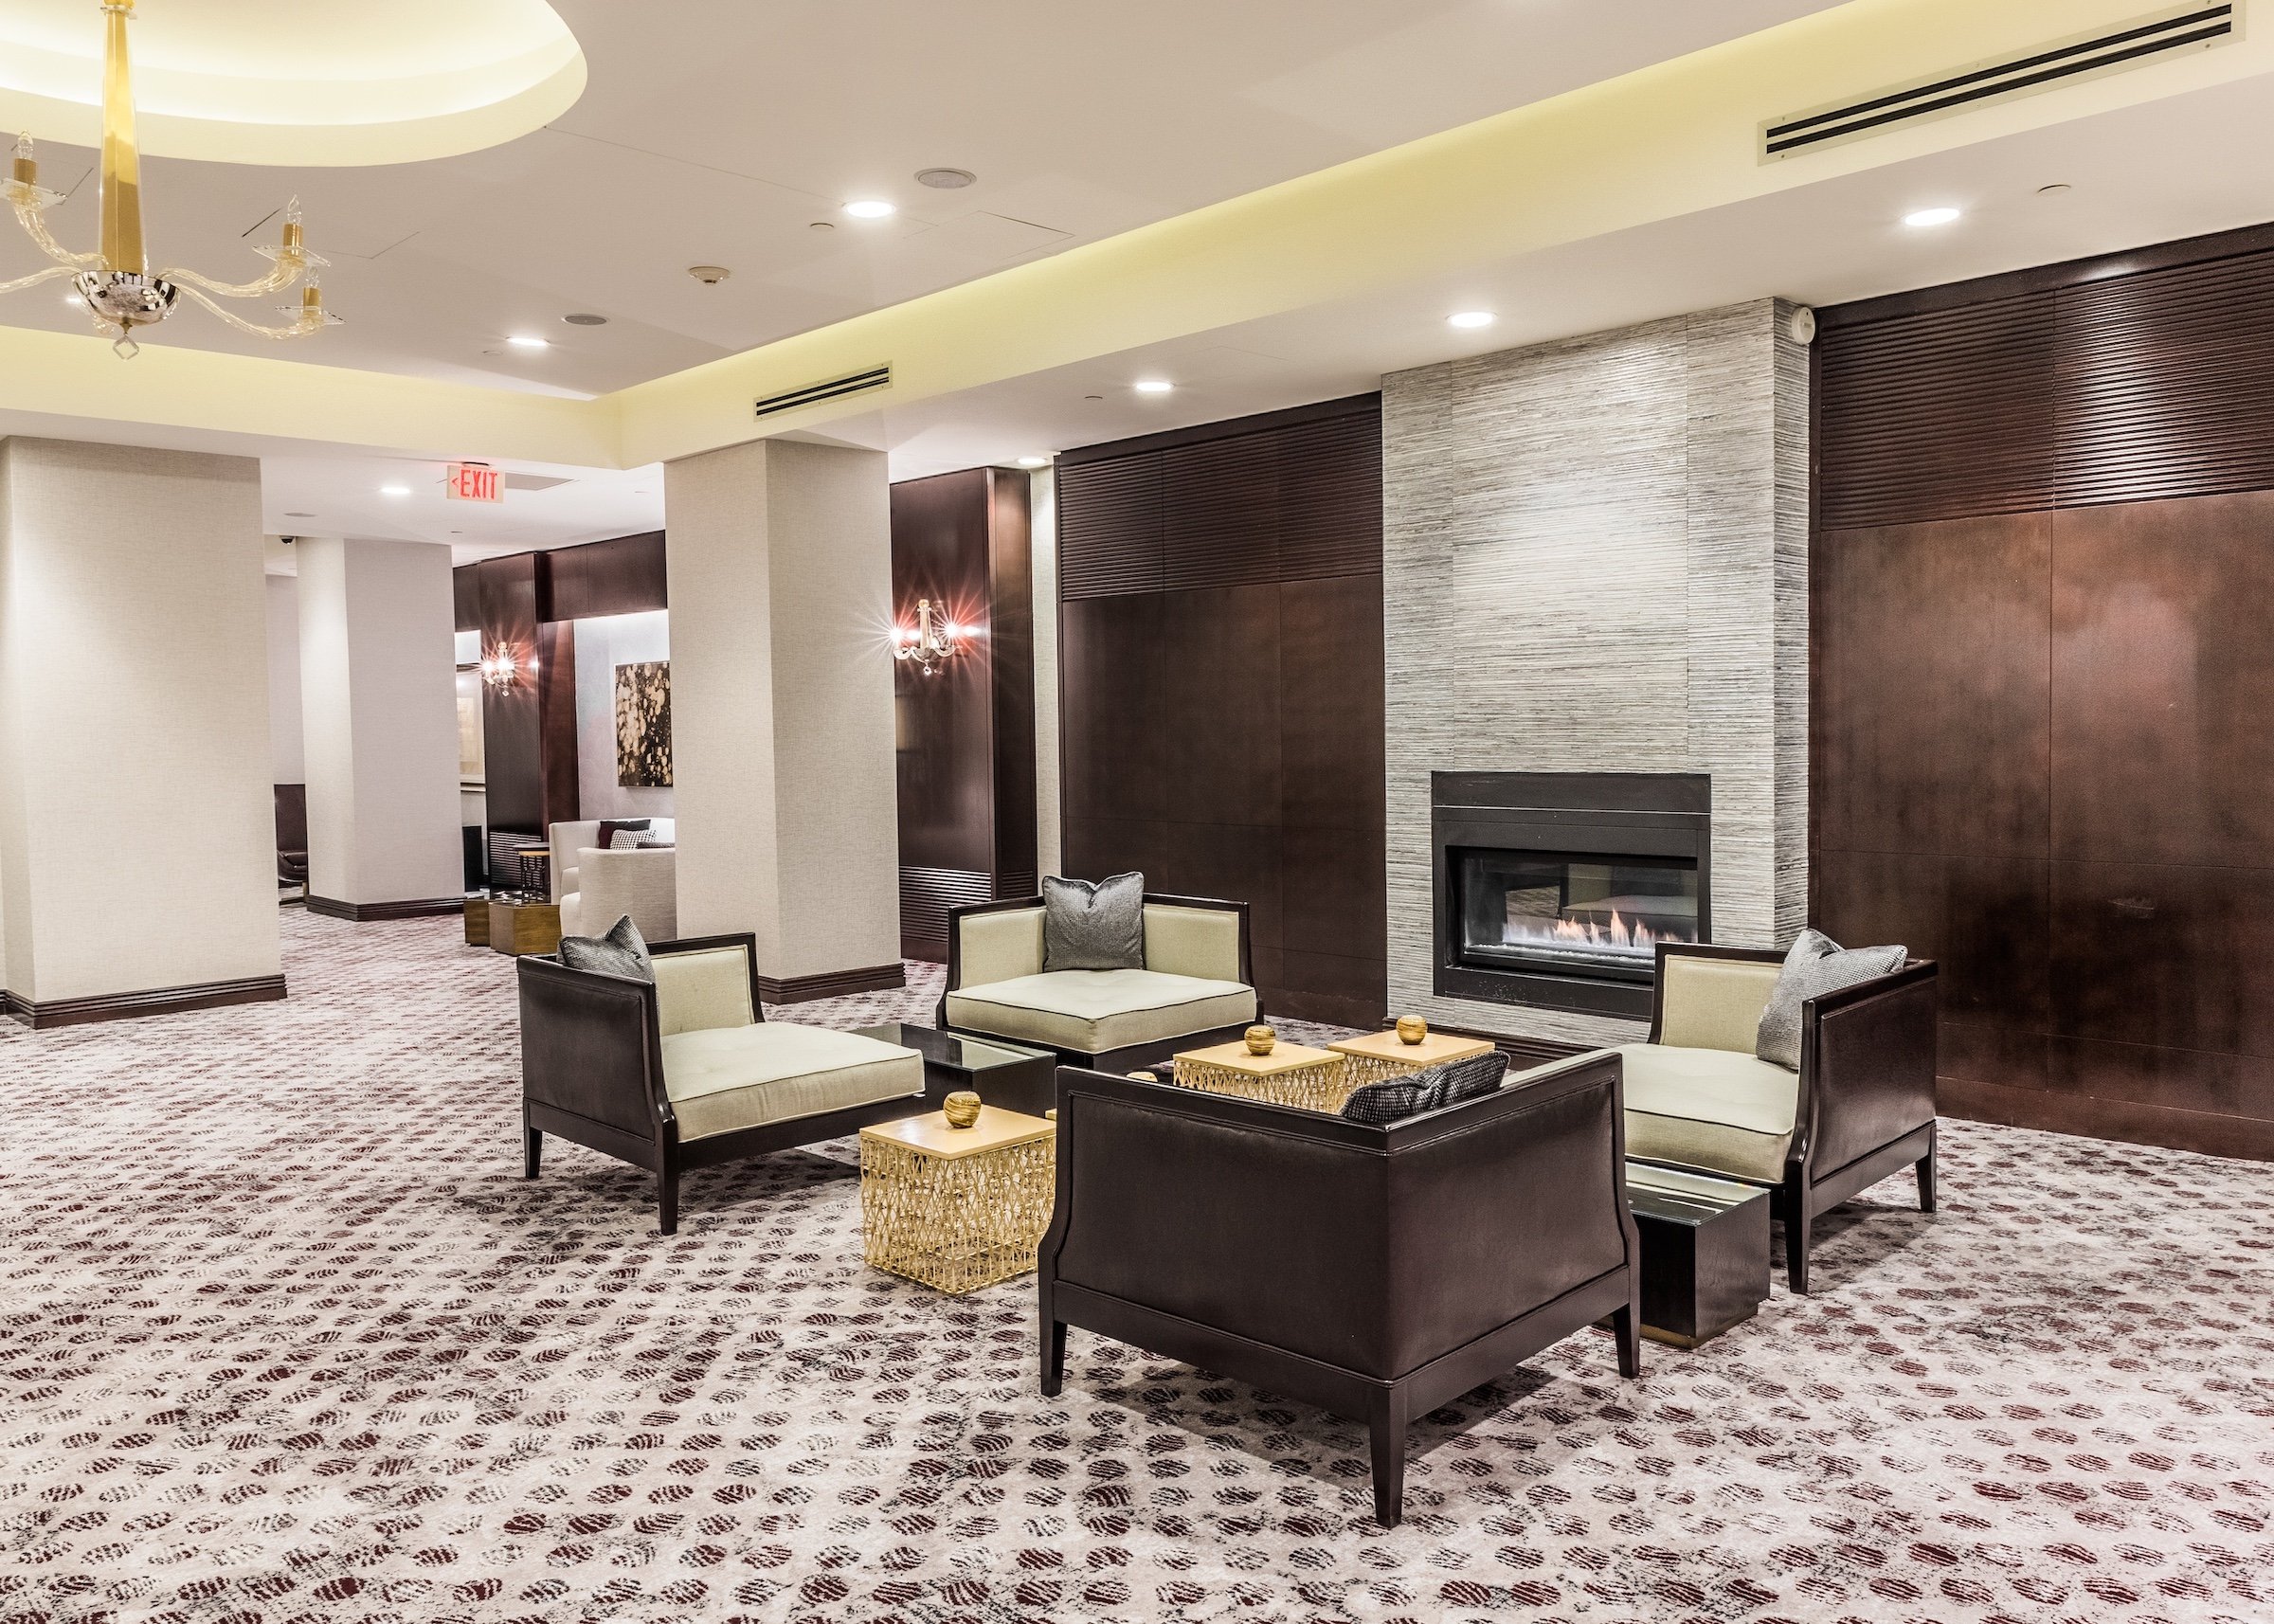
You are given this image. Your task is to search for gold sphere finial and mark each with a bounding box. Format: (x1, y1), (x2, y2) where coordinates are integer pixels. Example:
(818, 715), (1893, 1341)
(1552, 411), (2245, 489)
(942, 1091), (983, 1128)
(1244, 1024), (1276, 1056)
(1396, 1015), (1429, 1046)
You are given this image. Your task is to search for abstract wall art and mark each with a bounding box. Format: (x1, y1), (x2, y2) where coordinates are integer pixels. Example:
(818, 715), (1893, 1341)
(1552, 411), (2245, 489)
(614, 660), (673, 787)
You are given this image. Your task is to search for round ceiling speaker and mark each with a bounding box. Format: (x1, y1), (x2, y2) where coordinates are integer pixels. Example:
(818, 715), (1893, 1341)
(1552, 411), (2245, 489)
(686, 265), (731, 285)
(563, 312), (608, 326)
(916, 168), (977, 189)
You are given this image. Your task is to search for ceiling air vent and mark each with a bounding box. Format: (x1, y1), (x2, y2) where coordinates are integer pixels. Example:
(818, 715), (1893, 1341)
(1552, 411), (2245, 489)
(1763, 3), (2238, 160)
(753, 363), (893, 421)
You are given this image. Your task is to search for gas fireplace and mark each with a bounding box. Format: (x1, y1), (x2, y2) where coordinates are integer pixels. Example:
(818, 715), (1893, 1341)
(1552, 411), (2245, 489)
(1433, 772), (1710, 1020)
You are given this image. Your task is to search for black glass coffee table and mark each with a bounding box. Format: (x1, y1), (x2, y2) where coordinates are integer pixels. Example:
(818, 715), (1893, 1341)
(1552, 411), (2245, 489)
(857, 1023), (1059, 1117)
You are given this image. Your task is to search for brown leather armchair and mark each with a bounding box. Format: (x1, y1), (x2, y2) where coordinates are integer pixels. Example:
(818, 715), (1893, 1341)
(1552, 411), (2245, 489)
(1039, 1053), (1641, 1527)
(1619, 942), (1940, 1293)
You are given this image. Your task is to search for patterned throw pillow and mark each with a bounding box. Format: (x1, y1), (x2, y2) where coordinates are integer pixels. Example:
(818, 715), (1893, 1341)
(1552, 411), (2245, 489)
(608, 829), (660, 850)
(558, 913), (654, 983)
(1340, 1050), (1509, 1126)
(1042, 873), (1146, 971)
(596, 819), (651, 853)
(1754, 928), (1907, 1070)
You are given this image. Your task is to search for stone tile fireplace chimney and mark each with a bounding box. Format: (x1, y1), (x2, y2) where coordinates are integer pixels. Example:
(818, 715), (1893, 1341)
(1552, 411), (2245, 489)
(1381, 299), (1810, 1047)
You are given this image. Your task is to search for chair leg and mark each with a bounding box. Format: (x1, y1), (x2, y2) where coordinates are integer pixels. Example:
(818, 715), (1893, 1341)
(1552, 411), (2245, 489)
(1366, 1388), (1409, 1529)
(1611, 1300), (1643, 1380)
(657, 1164), (679, 1236)
(1039, 1318), (1067, 1397)
(1784, 1208), (1812, 1295)
(1916, 1127), (1939, 1214)
(523, 1126), (542, 1180)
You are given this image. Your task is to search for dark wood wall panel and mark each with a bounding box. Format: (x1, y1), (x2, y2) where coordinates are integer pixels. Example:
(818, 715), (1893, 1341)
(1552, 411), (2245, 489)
(544, 531), (668, 622)
(1056, 396), (1386, 1027)
(891, 468), (1038, 961)
(1814, 222), (2274, 1162)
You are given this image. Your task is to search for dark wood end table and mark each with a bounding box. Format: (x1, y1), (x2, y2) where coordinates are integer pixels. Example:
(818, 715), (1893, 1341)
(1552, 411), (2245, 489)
(1627, 1163), (1772, 1347)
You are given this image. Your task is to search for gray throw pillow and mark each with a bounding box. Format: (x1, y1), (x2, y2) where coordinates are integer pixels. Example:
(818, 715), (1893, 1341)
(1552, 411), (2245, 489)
(1755, 928), (1906, 1070)
(558, 912), (655, 983)
(1042, 872), (1146, 971)
(1341, 1051), (1509, 1126)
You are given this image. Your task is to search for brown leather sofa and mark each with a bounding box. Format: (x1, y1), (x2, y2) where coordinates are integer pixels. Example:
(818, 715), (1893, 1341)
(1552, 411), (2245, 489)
(1039, 1053), (1641, 1527)
(518, 932), (936, 1232)
(1619, 942), (1940, 1293)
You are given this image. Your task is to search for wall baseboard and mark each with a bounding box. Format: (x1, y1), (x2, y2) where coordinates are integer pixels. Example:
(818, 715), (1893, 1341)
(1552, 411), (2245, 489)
(305, 894), (468, 922)
(4, 974), (288, 1030)
(758, 963), (906, 1005)
(1940, 1074), (2274, 1164)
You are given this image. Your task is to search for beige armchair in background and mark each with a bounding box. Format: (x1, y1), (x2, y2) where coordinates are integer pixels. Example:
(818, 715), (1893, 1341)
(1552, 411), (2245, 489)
(558, 845), (678, 943)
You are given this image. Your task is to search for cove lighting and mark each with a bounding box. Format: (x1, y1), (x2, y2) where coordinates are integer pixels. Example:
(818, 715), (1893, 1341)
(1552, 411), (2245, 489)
(1903, 207), (1962, 228)
(507, 334), (550, 350)
(1133, 379), (1173, 394)
(843, 199), (896, 219)
(1448, 311), (1496, 329)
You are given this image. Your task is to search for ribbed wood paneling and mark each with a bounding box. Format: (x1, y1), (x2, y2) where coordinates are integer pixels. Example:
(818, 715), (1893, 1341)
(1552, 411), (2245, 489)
(2058, 253), (2274, 507)
(1817, 290), (2055, 531)
(899, 866), (995, 963)
(1279, 408), (1385, 581)
(1057, 456), (1163, 599)
(1163, 434), (1280, 591)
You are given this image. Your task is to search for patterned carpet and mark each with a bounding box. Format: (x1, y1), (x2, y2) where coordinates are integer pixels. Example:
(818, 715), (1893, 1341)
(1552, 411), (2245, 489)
(0, 912), (2268, 1624)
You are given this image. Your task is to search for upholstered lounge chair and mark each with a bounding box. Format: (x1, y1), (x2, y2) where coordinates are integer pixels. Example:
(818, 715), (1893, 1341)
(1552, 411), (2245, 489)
(938, 893), (1257, 1072)
(558, 845), (677, 942)
(549, 818), (676, 908)
(518, 932), (929, 1233)
(1617, 941), (1940, 1294)
(1040, 1053), (1641, 1527)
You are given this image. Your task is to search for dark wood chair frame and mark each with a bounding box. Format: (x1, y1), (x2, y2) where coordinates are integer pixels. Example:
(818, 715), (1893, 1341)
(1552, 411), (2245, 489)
(1039, 1057), (1641, 1527)
(936, 892), (1257, 1073)
(1642, 941), (1940, 1294)
(518, 932), (944, 1235)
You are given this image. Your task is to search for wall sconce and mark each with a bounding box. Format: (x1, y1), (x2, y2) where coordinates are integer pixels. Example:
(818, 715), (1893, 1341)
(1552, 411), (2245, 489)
(893, 598), (963, 677)
(479, 642), (532, 690)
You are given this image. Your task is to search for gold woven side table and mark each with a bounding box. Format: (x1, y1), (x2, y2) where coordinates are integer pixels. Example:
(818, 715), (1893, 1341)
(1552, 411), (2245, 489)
(858, 1106), (1056, 1294)
(1172, 1040), (1351, 1112)
(1327, 1029), (1499, 1091)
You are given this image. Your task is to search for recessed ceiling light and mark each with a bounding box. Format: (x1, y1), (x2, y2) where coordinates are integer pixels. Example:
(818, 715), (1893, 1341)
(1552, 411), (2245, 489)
(285, 511), (316, 519)
(687, 264), (731, 284)
(1447, 310), (1496, 329)
(1133, 379), (1173, 394)
(808, 220), (836, 231)
(563, 312), (608, 327)
(380, 484), (411, 497)
(1903, 206), (1962, 228)
(507, 334), (550, 350)
(843, 199), (896, 219)
(1018, 455), (1048, 468)
(916, 168), (977, 189)
(2037, 183), (2073, 196)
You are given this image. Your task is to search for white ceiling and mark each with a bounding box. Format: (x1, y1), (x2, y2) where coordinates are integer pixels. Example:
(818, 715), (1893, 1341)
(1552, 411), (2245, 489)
(0, 0), (1846, 394)
(3, 0), (2266, 557)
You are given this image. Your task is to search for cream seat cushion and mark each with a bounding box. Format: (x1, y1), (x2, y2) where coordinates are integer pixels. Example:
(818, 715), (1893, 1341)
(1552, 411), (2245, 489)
(1616, 1042), (1801, 1185)
(660, 1023), (922, 1142)
(947, 969), (1255, 1055)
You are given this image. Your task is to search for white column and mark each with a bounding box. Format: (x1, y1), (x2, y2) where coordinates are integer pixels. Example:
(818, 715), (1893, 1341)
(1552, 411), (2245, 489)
(296, 537), (463, 914)
(0, 438), (280, 1020)
(665, 439), (902, 993)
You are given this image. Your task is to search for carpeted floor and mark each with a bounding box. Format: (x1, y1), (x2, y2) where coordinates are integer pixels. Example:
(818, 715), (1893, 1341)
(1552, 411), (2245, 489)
(0, 912), (2268, 1624)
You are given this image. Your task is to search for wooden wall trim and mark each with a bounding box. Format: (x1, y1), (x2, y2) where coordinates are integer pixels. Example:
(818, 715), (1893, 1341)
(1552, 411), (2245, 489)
(758, 964), (907, 1005)
(1817, 218), (2274, 331)
(305, 895), (466, 922)
(4, 975), (287, 1029)
(1057, 392), (1382, 467)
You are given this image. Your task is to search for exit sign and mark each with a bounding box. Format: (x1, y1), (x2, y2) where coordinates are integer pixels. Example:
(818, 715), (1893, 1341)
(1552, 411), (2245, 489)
(446, 463), (503, 503)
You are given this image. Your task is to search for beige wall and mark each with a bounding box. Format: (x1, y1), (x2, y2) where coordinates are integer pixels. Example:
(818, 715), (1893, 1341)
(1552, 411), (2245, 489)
(0, 438), (280, 1004)
(665, 439), (900, 981)
(297, 537), (463, 908)
(265, 573), (304, 784)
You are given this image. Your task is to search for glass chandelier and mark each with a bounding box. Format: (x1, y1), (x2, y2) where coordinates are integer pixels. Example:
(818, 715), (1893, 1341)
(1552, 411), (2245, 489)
(893, 599), (963, 677)
(0, 0), (341, 358)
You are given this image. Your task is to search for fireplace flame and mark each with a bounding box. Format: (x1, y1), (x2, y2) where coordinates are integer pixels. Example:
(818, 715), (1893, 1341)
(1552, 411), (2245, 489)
(1503, 908), (1691, 959)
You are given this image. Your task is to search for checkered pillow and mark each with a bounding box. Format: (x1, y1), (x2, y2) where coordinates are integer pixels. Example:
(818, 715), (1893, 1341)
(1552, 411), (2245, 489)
(1339, 1050), (1508, 1126)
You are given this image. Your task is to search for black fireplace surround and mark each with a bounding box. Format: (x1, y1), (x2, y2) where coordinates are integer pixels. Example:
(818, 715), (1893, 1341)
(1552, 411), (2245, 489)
(1433, 771), (1711, 1020)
